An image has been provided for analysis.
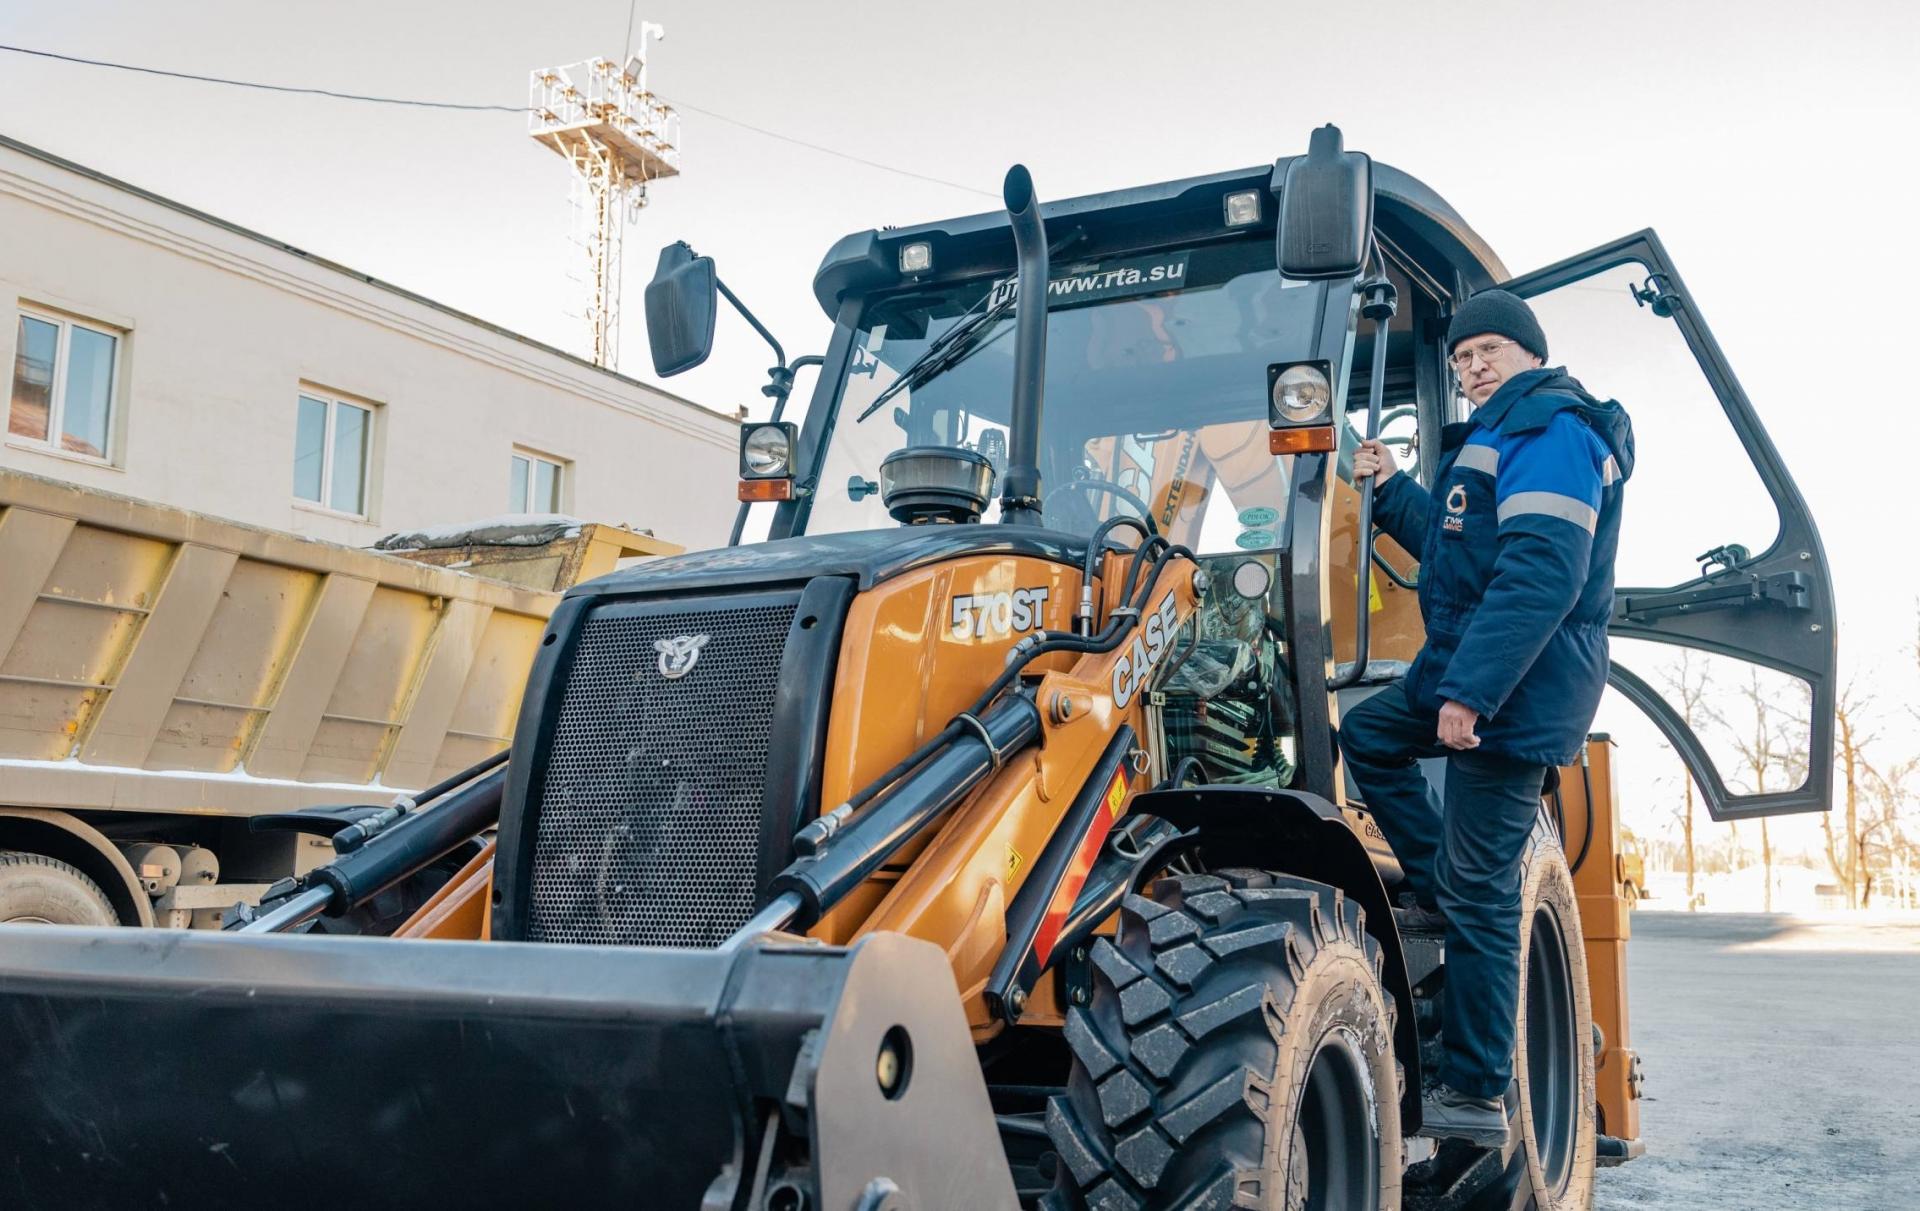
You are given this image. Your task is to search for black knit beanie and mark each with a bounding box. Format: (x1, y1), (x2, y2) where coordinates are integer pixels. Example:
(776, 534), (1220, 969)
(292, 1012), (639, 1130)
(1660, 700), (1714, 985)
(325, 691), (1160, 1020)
(1446, 289), (1547, 362)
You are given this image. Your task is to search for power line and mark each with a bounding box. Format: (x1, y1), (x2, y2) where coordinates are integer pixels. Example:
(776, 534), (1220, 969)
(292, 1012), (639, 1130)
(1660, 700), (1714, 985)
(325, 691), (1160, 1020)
(667, 101), (996, 198)
(0, 43), (525, 111)
(0, 42), (997, 199)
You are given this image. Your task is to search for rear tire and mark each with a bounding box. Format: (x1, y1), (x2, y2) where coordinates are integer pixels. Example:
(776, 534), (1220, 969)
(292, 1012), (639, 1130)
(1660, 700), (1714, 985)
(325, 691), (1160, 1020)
(1045, 870), (1401, 1210)
(1425, 831), (1596, 1211)
(1512, 835), (1597, 1209)
(0, 851), (118, 926)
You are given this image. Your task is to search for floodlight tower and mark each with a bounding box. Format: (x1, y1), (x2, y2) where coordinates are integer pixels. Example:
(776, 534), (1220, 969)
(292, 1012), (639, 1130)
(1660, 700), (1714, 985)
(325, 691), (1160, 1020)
(529, 22), (681, 369)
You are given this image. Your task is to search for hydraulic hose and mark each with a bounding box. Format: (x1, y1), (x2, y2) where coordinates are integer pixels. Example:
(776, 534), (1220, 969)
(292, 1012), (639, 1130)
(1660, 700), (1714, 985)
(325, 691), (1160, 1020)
(1571, 752), (1596, 875)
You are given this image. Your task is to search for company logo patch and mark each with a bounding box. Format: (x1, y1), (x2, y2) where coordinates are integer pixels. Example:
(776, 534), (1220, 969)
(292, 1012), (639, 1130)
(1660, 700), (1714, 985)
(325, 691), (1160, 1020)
(654, 634), (711, 680)
(1443, 483), (1468, 533)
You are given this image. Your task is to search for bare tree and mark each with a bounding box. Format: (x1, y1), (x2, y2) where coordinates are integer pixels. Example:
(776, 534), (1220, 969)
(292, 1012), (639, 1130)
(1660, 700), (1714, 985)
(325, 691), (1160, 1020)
(1822, 683), (1874, 909)
(1658, 652), (1713, 909)
(1713, 668), (1811, 913)
(1857, 755), (1919, 907)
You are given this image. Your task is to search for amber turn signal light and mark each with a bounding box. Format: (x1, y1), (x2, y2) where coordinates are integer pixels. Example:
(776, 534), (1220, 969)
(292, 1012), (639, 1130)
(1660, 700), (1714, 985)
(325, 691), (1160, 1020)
(1268, 425), (1336, 454)
(737, 478), (794, 502)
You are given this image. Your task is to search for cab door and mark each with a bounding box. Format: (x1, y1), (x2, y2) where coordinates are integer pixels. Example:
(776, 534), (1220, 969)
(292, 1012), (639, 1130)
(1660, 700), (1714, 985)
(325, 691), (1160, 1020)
(1501, 231), (1835, 820)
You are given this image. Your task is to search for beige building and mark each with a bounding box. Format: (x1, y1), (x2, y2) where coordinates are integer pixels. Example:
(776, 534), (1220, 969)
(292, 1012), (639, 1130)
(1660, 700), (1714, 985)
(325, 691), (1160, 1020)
(0, 134), (738, 551)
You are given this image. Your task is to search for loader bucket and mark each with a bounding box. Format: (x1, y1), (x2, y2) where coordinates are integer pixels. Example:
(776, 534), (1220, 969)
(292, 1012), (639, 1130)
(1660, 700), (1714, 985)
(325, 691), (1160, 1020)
(0, 926), (1018, 1210)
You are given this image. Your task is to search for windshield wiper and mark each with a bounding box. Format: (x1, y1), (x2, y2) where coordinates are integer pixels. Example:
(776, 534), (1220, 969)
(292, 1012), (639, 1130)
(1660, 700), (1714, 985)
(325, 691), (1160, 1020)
(855, 226), (1086, 425)
(856, 294), (1013, 423)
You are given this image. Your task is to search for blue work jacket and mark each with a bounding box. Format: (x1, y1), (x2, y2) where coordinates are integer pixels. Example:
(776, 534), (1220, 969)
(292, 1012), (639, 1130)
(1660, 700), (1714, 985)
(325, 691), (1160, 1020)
(1372, 367), (1635, 766)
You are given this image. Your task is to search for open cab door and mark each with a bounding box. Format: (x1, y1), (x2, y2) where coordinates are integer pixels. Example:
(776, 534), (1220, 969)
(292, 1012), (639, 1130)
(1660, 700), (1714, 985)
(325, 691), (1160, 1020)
(1503, 231), (1835, 820)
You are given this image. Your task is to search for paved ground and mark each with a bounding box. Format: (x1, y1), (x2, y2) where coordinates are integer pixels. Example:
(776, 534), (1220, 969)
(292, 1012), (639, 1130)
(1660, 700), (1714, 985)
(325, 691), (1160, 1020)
(1593, 911), (1920, 1210)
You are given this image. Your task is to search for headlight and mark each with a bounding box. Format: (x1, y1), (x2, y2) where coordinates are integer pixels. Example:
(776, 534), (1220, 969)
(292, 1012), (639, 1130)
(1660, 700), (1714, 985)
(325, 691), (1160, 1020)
(740, 423), (793, 478)
(1272, 364), (1332, 424)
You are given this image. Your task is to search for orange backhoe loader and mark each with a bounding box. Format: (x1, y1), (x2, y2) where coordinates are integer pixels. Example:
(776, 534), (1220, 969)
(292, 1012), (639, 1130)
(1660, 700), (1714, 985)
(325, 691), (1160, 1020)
(0, 127), (1835, 1211)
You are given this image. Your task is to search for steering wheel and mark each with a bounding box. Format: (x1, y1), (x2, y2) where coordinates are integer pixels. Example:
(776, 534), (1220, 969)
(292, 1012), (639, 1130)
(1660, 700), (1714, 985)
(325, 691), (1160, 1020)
(1044, 478), (1157, 532)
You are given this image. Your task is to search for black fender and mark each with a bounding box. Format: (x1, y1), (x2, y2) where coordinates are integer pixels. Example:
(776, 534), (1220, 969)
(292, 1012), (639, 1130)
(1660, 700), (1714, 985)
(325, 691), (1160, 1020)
(1126, 785), (1422, 1130)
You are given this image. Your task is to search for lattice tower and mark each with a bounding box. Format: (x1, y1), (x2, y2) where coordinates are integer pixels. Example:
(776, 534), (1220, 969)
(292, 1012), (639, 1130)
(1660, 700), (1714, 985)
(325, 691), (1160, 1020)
(530, 25), (680, 369)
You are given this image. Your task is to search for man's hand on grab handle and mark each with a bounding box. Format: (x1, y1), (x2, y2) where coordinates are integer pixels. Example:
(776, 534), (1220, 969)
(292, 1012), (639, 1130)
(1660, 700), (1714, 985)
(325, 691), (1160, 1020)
(1438, 701), (1481, 750)
(1353, 438), (1398, 485)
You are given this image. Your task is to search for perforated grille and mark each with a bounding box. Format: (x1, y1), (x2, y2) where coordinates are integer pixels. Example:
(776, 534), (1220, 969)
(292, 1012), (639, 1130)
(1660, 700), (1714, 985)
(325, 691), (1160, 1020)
(525, 596), (797, 947)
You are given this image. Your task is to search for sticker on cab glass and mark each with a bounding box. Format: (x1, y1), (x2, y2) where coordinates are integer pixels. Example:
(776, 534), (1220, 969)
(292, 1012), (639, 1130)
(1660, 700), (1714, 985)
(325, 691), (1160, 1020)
(985, 251), (1191, 312)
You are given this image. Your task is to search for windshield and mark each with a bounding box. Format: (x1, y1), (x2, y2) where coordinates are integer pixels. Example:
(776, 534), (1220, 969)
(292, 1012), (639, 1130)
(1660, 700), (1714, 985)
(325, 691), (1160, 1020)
(807, 238), (1318, 553)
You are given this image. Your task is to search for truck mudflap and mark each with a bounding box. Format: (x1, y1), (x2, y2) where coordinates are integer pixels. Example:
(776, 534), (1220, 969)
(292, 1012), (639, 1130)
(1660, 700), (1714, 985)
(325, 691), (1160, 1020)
(0, 926), (1018, 1210)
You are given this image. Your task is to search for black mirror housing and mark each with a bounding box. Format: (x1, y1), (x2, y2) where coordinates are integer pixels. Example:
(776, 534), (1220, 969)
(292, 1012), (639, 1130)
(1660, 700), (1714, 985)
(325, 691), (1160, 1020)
(1275, 125), (1374, 281)
(644, 242), (719, 376)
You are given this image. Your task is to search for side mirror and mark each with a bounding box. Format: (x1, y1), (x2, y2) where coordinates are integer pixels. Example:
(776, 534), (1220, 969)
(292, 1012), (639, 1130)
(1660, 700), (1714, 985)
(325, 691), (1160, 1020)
(1275, 125), (1374, 281)
(643, 242), (718, 376)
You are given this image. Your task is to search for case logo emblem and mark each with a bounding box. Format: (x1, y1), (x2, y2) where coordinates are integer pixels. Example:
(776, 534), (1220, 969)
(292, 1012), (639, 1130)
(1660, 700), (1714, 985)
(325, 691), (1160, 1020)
(654, 634), (711, 680)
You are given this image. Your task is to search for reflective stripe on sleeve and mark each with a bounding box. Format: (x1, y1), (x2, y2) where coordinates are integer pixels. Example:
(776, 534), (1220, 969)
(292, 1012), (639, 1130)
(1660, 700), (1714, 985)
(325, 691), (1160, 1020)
(1455, 444), (1501, 476)
(1601, 455), (1621, 486)
(1496, 490), (1598, 533)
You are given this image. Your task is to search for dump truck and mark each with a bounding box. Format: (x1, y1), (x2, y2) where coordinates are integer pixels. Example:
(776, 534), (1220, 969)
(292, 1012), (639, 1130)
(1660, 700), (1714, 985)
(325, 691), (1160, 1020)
(0, 127), (1835, 1210)
(0, 465), (672, 929)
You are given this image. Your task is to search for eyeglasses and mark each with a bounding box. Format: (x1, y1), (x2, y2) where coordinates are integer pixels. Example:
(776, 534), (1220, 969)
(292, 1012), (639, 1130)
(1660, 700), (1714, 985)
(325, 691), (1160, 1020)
(1449, 339), (1520, 371)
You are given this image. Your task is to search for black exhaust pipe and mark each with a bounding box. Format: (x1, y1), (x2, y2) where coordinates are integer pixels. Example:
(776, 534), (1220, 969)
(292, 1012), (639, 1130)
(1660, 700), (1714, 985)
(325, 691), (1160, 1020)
(1000, 164), (1048, 527)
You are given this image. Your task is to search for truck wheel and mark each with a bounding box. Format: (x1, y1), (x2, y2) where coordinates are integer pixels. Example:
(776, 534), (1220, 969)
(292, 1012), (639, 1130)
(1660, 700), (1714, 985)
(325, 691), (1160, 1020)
(0, 851), (118, 926)
(1045, 870), (1401, 1210)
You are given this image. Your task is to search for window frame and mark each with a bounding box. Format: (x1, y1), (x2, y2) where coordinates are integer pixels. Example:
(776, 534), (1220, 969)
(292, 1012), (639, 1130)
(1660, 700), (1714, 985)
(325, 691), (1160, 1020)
(9, 305), (123, 465)
(293, 391), (375, 518)
(508, 448), (567, 514)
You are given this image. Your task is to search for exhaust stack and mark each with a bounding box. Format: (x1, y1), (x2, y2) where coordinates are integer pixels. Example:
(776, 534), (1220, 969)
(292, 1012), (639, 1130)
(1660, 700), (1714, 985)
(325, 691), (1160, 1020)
(1000, 164), (1048, 526)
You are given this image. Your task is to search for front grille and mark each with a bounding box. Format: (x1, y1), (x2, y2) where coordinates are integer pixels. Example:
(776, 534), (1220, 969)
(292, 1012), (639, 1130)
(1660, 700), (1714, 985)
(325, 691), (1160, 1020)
(525, 595), (797, 947)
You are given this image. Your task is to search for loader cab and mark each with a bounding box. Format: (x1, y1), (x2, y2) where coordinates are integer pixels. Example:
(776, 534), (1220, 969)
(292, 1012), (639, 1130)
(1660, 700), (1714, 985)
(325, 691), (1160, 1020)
(762, 159), (1836, 824)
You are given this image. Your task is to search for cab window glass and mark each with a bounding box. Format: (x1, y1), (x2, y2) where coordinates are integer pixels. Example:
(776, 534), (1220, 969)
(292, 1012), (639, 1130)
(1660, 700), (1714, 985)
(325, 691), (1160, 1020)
(1602, 638), (1815, 799)
(1519, 261), (1781, 589)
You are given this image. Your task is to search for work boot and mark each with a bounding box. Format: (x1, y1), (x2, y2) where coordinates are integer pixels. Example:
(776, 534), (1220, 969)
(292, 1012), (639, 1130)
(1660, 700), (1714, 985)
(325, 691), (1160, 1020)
(1419, 1085), (1511, 1150)
(1393, 896), (1447, 936)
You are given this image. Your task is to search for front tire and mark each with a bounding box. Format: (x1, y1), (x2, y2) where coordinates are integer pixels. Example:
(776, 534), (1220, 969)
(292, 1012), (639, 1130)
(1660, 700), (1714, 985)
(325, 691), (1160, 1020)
(0, 851), (118, 926)
(1046, 870), (1401, 1210)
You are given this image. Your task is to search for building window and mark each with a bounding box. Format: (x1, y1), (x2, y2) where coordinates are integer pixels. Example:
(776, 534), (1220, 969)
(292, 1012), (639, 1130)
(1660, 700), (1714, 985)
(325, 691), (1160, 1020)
(9, 308), (120, 461)
(293, 393), (372, 516)
(509, 451), (564, 514)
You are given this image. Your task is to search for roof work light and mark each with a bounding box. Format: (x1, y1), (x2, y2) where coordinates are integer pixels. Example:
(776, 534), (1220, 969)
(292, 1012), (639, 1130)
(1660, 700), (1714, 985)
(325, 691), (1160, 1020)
(899, 241), (933, 275)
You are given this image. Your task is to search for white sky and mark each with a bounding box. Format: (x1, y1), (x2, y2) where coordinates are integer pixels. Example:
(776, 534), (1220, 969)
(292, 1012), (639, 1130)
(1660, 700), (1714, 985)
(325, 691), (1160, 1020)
(3, 0), (1917, 854)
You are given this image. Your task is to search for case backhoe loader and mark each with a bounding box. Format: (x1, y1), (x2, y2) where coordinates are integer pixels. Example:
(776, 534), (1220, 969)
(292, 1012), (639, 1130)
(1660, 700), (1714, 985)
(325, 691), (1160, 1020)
(0, 127), (1836, 1211)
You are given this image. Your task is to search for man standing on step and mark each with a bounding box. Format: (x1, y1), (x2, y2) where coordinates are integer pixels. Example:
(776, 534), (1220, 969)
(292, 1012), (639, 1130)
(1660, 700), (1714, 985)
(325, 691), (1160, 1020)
(1342, 289), (1634, 1148)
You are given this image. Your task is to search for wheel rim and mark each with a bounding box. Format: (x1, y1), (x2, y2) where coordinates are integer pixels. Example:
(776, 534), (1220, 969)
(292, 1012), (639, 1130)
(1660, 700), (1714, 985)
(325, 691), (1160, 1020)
(1526, 900), (1578, 1195)
(1286, 1027), (1379, 1211)
(1, 915), (56, 925)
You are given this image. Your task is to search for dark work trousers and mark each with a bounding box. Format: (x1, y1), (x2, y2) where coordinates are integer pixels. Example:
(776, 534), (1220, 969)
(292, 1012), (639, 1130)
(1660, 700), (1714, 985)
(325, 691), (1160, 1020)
(1338, 684), (1547, 1100)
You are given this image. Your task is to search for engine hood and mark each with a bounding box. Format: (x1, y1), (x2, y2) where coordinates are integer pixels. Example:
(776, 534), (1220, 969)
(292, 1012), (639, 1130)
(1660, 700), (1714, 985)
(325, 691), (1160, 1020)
(567, 524), (1090, 600)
